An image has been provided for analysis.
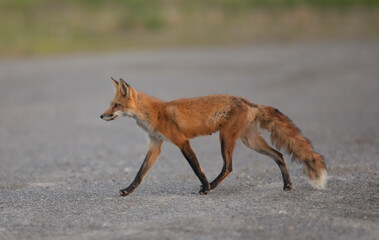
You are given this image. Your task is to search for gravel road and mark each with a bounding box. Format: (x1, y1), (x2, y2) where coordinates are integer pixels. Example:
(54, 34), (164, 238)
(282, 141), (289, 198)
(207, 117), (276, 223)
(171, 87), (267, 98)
(0, 41), (378, 240)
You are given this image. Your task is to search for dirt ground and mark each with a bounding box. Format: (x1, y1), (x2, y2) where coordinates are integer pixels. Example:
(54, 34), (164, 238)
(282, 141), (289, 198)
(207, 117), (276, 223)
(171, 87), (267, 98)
(0, 41), (378, 240)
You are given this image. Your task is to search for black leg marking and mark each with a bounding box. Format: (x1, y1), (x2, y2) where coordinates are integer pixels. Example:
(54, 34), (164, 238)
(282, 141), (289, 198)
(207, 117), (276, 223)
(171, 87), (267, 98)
(180, 141), (210, 195)
(263, 148), (292, 191)
(210, 135), (234, 190)
(120, 140), (162, 196)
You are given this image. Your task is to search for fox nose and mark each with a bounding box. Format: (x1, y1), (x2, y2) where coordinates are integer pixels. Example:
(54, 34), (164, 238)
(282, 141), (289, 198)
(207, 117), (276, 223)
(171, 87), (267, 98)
(100, 114), (104, 119)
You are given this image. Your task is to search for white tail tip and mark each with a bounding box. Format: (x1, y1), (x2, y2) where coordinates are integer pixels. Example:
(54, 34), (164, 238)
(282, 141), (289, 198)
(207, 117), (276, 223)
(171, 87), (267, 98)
(310, 169), (327, 189)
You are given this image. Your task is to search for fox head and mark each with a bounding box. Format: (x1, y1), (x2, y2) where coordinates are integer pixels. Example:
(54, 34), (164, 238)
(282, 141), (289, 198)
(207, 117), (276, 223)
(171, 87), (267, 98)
(100, 78), (138, 121)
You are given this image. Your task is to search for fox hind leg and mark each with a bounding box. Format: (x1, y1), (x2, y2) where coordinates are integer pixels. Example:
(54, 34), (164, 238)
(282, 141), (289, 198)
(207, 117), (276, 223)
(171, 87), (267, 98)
(209, 133), (236, 190)
(210, 112), (249, 190)
(241, 123), (292, 191)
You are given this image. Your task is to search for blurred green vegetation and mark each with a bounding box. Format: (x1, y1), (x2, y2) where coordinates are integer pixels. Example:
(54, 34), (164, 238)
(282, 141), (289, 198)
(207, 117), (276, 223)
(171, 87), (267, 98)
(1, 0), (378, 57)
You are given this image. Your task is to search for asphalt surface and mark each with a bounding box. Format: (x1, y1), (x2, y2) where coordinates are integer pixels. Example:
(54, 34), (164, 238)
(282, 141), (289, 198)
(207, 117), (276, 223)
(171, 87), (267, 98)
(0, 41), (378, 240)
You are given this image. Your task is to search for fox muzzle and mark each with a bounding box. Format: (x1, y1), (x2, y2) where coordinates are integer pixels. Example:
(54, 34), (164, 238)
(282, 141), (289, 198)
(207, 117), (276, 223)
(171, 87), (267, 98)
(100, 114), (114, 121)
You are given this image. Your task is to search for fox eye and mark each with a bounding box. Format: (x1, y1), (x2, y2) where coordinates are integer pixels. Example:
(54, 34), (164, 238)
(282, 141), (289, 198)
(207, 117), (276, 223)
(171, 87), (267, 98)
(114, 103), (120, 108)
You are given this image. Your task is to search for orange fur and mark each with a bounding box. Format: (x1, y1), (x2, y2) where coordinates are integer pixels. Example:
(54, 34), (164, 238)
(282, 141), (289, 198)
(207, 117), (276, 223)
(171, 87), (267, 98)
(255, 105), (327, 189)
(101, 78), (327, 196)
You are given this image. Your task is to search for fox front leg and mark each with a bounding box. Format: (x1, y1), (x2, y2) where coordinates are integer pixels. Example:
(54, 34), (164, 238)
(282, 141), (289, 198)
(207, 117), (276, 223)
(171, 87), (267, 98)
(179, 141), (211, 195)
(119, 139), (162, 196)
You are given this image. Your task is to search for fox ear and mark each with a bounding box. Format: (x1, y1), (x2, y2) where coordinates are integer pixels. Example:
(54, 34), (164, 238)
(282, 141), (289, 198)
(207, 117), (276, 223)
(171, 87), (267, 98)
(111, 77), (118, 92)
(119, 78), (131, 98)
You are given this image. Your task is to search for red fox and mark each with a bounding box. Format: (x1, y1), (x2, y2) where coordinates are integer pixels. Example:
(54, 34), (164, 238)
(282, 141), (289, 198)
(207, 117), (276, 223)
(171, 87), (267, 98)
(101, 78), (327, 196)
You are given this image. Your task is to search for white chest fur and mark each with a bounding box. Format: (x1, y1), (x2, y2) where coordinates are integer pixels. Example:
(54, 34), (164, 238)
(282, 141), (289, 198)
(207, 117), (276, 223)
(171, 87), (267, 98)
(135, 117), (167, 141)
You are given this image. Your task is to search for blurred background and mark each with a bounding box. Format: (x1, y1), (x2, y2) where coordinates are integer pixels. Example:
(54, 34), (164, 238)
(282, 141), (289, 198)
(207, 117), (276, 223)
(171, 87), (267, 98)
(1, 0), (378, 57)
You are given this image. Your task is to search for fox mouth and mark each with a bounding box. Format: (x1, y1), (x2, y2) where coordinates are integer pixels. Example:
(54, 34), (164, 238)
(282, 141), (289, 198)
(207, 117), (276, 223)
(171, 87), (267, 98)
(100, 114), (116, 121)
(104, 116), (116, 121)
(101, 111), (129, 121)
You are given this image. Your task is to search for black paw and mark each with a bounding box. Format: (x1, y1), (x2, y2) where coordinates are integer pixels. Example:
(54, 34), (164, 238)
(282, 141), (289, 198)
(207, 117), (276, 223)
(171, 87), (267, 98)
(119, 188), (131, 196)
(283, 182), (292, 191)
(199, 184), (211, 195)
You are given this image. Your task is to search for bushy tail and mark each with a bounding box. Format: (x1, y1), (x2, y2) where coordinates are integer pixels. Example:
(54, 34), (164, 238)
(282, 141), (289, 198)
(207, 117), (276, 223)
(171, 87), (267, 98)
(256, 104), (327, 189)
